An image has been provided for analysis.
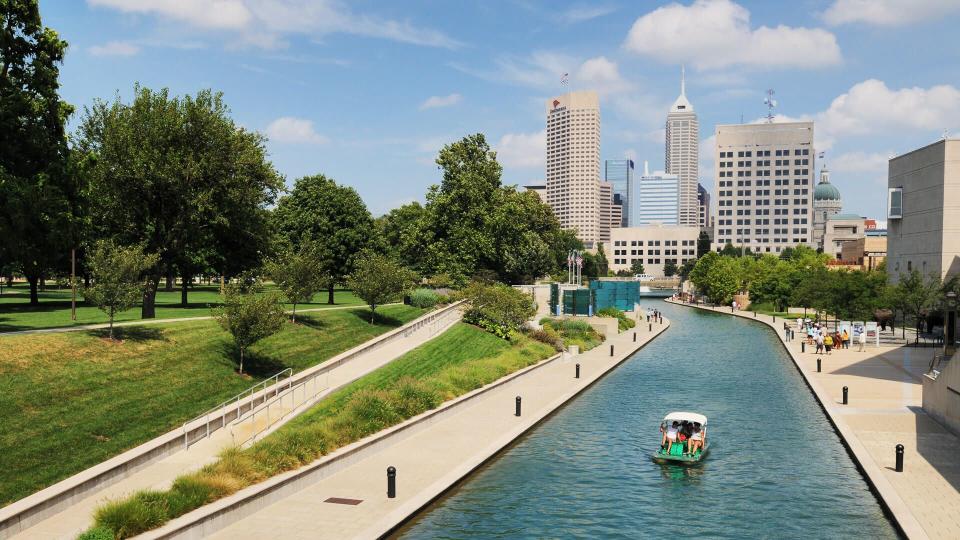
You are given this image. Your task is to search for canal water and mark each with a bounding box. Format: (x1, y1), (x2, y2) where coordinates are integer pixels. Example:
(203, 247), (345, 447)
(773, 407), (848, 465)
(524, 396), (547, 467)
(395, 301), (899, 539)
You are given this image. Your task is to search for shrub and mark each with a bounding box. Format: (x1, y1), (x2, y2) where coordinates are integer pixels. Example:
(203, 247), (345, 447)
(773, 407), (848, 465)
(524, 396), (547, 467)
(77, 526), (114, 540)
(166, 476), (216, 517)
(408, 288), (440, 308)
(93, 490), (169, 539)
(389, 378), (442, 417)
(527, 328), (564, 351)
(596, 306), (636, 332)
(461, 281), (536, 339)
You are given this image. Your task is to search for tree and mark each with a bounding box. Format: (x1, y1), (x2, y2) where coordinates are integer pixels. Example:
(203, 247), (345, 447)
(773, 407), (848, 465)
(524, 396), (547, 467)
(696, 231), (711, 258)
(0, 1), (77, 305)
(663, 260), (678, 277)
(214, 284), (286, 374)
(460, 281), (536, 339)
(375, 202), (425, 269)
(77, 86), (282, 318)
(719, 242), (742, 258)
(678, 258), (697, 281)
(894, 270), (941, 343)
(83, 241), (159, 340)
(265, 240), (325, 322)
(594, 243), (610, 277)
(630, 259), (645, 275)
(705, 256), (742, 305)
(689, 252), (720, 299)
(273, 174), (372, 304)
(347, 252), (417, 323)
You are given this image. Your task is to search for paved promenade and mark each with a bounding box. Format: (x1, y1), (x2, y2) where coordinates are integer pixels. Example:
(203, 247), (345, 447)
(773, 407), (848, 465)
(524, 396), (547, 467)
(672, 301), (960, 540)
(169, 317), (671, 540)
(8, 307), (458, 540)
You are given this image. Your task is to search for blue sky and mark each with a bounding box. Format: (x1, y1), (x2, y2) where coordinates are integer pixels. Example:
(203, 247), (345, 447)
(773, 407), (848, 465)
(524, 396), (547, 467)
(42, 0), (960, 218)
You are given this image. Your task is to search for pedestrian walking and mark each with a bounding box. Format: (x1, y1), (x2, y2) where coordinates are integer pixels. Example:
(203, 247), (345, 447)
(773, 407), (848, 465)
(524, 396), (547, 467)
(858, 329), (866, 352)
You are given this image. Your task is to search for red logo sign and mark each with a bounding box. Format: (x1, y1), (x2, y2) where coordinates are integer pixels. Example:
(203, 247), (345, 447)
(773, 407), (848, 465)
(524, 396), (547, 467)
(553, 99), (560, 108)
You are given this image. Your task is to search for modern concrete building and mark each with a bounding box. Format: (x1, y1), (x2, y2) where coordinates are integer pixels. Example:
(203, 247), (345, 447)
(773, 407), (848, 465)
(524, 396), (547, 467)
(610, 225), (700, 277)
(665, 67), (699, 226)
(813, 166), (843, 252)
(887, 138), (960, 282)
(545, 90), (602, 248)
(523, 183), (547, 204)
(841, 235), (887, 271)
(604, 159), (633, 227)
(635, 167), (680, 226)
(714, 121), (815, 254)
(697, 183), (711, 231)
(822, 214), (866, 260)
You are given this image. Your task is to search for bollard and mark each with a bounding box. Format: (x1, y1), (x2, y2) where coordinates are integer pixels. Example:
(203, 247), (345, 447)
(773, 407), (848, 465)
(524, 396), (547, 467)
(754, 311), (757, 318)
(575, 363), (580, 379)
(649, 323), (652, 332)
(801, 341), (806, 353)
(842, 386), (848, 405)
(647, 315), (650, 322)
(610, 344), (614, 356)
(387, 466), (396, 498)
(773, 315), (776, 323)
(817, 358), (821, 372)
(633, 332), (637, 342)
(895, 444), (904, 472)
(515, 396), (522, 416)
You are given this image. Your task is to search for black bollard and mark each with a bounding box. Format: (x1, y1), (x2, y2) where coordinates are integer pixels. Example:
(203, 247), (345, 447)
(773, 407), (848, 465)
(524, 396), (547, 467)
(895, 444), (904, 472)
(575, 363), (580, 379)
(610, 344), (614, 356)
(387, 466), (396, 498)
(754, 311), (757, 317)
(649, 323), (652, 332)
(646, 315), (650, 322)
(817, 358), (821, 372)
(802, 341), (806, 353)
(842, 386), (848, 405)
(515, 396), (522, 416)
(773, 315), (777, 323)
(633, 332), (637, 342)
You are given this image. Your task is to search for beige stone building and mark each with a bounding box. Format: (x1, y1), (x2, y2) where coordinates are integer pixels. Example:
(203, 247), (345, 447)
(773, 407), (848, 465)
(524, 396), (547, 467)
(545, 90), (602, 248)
(609, 225), (700, 277)
(887, 138), (960, 282)
(714, 121), (815, 255)
(822, 214), (866, 260)
(840, 235), (887, 271)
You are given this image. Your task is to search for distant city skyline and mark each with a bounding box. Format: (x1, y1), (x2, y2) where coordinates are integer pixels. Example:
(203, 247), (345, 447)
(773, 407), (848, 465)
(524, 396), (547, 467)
(41, 1), (960, 217)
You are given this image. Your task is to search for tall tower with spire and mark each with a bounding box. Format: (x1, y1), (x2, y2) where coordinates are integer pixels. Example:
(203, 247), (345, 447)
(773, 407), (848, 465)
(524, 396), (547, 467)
(665, 66), (700, 227)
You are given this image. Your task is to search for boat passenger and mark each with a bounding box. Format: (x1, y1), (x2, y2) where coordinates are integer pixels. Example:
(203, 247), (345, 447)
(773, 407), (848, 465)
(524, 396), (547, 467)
(687, 422), (705, 455)
(662, 421), (680, 452)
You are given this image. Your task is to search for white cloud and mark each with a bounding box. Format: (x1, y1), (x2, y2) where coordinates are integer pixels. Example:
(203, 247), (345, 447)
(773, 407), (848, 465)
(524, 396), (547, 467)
(822, 0), (960, 26)
(828, 151), (892, 173)
(88, 0), (461, 49)
(623, 0), (841, 70)
(495, 130), (546, 169)
(419, 93), (462, 111)
(817, 79), (960, 137)
(459, 52), (634, 97)
(576, 56), (633, 95)
(265, 117), (329, 144)
(88, 0), (252, 29)
(88, 41), (141, 56)
(558, 5), (616, 24)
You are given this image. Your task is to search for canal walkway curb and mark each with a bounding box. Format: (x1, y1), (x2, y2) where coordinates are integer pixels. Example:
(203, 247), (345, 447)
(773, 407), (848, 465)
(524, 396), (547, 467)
(667, 300), (929, 540)
(141, 314), (671, 540)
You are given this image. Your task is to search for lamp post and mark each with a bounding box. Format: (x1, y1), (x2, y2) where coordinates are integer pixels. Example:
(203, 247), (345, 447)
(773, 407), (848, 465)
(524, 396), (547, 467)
(945, 290), (958, 359)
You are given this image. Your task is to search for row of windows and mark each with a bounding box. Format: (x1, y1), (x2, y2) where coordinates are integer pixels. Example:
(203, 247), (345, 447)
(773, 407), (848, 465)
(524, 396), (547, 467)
(718, 189), (810, 196)
(612, 258), (693, 266)
(612, 239), (692, 247)
(717, 208), (808, 216)
(718, 198), (809, 207)
(717, 227), (808, 235)
(718, 179), (808, 187)
(719, 149), (810, 159)
(717, 218), (809, 225)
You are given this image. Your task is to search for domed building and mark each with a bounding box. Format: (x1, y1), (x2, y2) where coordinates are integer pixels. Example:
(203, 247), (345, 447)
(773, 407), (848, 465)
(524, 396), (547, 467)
(813, 166), (842, 251)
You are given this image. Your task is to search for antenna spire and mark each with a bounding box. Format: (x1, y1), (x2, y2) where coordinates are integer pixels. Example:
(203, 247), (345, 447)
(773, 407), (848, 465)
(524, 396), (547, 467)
(763, 89), (777, 124)
(680, 65), (686, 96)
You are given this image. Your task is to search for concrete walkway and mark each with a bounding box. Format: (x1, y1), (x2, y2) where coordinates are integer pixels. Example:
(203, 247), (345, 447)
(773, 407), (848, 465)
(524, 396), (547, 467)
(674, 301), (960, 540)
(9, 306), (459, 540)
(192, 317), (671, 540)
(0, 304), (396, 337)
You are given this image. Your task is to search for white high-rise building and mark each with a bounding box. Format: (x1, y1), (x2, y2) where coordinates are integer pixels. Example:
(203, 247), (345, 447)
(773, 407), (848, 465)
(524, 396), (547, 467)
(634, 163), (680, 226)
(665, 67), (699, 226)
(714, 121), (815, 254)
(545, 91), (602, 248)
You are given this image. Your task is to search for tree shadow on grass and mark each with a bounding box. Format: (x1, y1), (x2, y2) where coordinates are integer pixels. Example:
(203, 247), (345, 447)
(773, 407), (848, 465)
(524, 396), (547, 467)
(218, 342), (288, 378)
(344, 308), (404, 328)
(293, 315), (328, 332)
(87, 326), (167, 343)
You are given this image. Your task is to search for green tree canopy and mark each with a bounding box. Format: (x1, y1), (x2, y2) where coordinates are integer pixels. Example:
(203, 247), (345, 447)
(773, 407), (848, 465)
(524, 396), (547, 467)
(83, 240), (159, 339)
(375, 202), (425, 269)
(663, 260), (678, 277)
(460, 281), (536, 339)
(630, 259), (645, 275)
(894, 270), (941, 340)
(77, 86), (282, 317)
(696, 231), (711, 258)
(214, 283), (286, 374)
(346, 252), (417, 323)
(265, 240), (326, 322)
(273, 174), (373, 304)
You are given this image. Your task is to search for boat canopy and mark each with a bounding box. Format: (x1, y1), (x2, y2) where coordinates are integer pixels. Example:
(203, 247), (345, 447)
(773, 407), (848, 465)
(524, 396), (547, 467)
(663, 412), (707, 425)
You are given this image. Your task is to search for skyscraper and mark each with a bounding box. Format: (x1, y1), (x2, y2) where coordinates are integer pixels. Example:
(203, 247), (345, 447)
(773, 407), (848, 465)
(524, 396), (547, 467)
(713, 121), (815, 254)
(604, 159), (634, 226)
(697, 183), (711, 231)
(665, 67), (699, 226)
(545, 91), (602, 247)
(635, 169), (680, 226)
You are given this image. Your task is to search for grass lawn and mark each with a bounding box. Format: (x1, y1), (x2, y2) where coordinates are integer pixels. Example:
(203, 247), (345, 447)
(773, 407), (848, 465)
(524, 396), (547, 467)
(0, 304), (423, 507)
(0, 283), (362, 333)
(747, 301), (804, 319)
(86, 324), (555, 539)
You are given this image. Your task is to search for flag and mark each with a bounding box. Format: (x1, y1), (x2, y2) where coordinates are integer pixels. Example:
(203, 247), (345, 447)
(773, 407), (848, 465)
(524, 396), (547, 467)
(576, 255), (583, 268)
(561, 73), (569, 86)
(818, 152), (825, 159)
(567, 253), (573, 266)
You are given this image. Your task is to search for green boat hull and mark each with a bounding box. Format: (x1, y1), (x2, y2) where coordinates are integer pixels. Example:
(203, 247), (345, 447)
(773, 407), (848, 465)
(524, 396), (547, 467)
(652, 442), (709, 464)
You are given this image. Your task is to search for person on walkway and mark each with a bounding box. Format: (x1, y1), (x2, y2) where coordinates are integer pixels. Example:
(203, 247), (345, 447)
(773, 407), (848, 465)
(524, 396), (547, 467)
(815, 332), (825, 354)
(824, 333), (834, 354)
(858, 329), (866, 352)
(834, 331), (844, 352)
(842, 328), (850, 349)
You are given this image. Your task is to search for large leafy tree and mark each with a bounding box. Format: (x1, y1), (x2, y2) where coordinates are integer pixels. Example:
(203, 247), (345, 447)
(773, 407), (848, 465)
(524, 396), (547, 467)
(696, 231), (711, 258)
(265, 240), (326, 322)
(375, 202), (425, 269)
(273, 174), (372, 304)
(894, 270), (941, 342)
(83, 240), (159, 340)
(76, 86), (282, 318)
(0, 1), (77, 304)
(347, 251), (417, 323)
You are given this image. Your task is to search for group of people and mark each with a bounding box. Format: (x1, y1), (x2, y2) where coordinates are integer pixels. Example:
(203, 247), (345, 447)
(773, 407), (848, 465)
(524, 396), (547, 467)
(799, 319), (867, 354)
(659, 420), (706, 456)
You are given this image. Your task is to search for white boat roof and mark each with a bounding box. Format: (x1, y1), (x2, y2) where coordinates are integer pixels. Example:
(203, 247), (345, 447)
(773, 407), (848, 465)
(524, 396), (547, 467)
(663, 411), (707, 425)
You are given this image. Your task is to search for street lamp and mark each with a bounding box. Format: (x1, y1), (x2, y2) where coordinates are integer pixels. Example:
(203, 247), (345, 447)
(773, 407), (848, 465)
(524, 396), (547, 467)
(945, 290), (958, 358)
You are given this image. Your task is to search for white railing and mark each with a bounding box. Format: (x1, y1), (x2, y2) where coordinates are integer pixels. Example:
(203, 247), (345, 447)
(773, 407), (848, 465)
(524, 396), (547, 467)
(402, 307), (460, 339)
(182, 368), (293, 448)
(231, 368), (330, 446)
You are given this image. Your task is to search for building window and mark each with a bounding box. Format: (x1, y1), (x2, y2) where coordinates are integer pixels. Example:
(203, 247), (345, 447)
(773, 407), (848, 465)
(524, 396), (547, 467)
(888, 187), (903, 219)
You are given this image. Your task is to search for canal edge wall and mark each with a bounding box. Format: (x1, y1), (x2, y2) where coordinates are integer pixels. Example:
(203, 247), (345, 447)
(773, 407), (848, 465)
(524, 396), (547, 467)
(139, 319), (672, 540)
(667, 300), (926, 540)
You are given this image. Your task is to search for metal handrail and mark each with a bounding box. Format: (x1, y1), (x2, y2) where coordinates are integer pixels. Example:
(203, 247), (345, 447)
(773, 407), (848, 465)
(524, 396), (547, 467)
(231, 368), (330, 446)
(182, 368), (293, 448)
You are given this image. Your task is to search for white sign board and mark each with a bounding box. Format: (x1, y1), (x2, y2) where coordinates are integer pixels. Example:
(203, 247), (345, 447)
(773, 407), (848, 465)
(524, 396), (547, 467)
(865, 321), (879, 346)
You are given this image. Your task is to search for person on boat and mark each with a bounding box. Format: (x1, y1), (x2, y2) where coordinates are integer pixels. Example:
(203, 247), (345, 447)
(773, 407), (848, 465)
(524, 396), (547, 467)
(687, 422), (705, 455)
(661, 421), (680, 452)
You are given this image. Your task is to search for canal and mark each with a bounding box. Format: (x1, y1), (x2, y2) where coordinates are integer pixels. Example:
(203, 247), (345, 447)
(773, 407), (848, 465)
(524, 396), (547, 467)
(395, 301), (899, 539)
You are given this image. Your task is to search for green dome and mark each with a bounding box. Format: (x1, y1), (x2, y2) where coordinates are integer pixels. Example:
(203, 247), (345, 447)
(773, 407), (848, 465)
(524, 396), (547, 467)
(814, 181), (841, 201)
